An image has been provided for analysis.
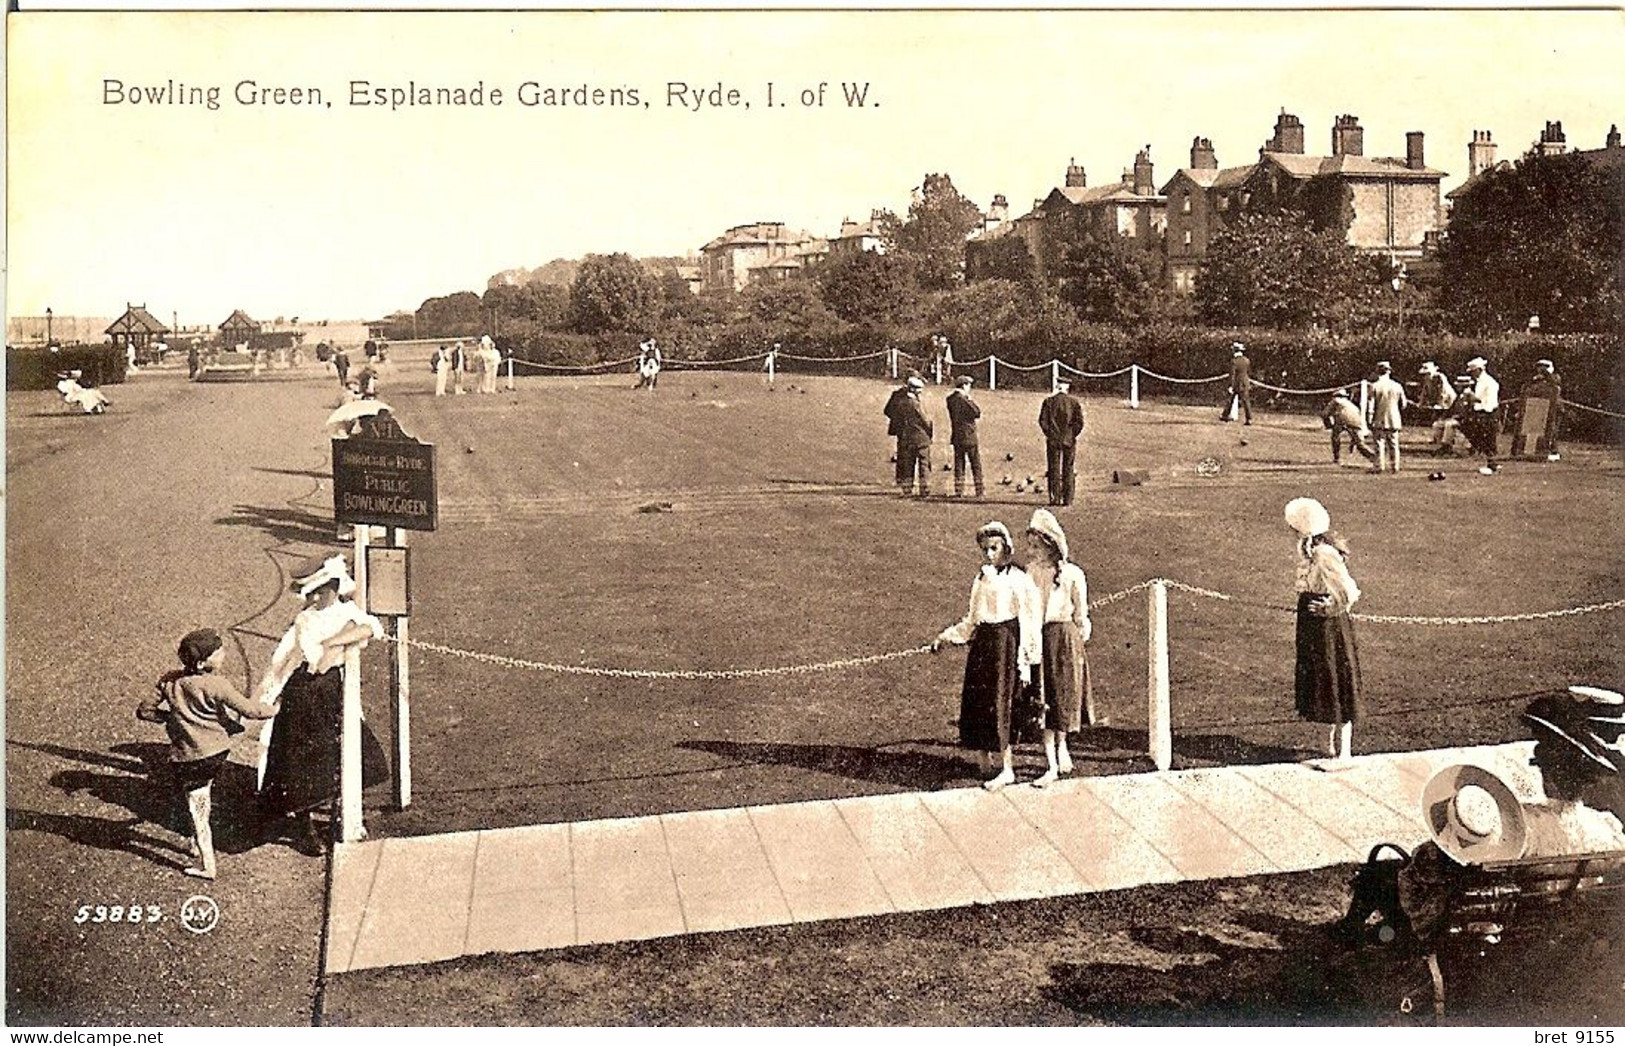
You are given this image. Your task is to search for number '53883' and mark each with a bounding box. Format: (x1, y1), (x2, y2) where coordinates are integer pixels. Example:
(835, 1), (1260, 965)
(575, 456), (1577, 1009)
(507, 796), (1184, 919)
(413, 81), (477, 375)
(74, 904), (163, 924)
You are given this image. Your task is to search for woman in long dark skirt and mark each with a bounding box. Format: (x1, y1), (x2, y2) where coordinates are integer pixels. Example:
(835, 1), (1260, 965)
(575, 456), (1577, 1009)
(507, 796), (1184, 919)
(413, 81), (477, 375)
(1023, 509), (1096, 787)
(1284, 497), (1363, 760)
(932, 522), (1042, 790)
(254, 555), (384, 854)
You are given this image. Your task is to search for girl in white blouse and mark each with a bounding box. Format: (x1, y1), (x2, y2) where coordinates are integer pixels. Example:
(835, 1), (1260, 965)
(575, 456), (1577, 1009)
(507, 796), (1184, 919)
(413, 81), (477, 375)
(1024, 509), (1096, 787)
(932, 522), (1041, 790)
(1285, 498), (1363, 760)
(254, 555), (384, 854)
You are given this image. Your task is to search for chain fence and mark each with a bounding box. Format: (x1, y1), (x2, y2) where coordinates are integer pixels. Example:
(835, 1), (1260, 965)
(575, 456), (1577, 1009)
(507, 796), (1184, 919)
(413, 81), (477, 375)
(384, 578), (1625, 679)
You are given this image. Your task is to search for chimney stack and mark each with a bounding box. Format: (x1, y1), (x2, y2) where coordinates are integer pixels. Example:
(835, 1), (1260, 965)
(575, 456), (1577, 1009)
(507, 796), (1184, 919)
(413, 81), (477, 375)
(1190, 136), (1218, 170)
(1468, 129), (1498, 178)
(1331, 114), (1364, 157)
(1066, 158), (1087, 188)
(988, 194), (1009, 223)
(1268, 110), (1305, 154)
(1539, 120), (1567, 157)
(1133, 146), (1155, 195)
(1608, 124), (1622, 149)
(1406, 131), (1425, 170)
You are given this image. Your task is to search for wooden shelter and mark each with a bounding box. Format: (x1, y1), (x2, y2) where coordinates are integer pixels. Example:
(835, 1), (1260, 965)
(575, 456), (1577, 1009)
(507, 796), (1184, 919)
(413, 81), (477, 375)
(218, 309), (261, 349)
(104, 303), (170, 354)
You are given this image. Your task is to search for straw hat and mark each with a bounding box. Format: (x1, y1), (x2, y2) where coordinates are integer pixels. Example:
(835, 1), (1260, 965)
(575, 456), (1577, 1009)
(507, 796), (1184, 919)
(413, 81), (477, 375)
(1419, 362), (1438, 375)
(1232, 342), (1246, 354)
(1422, 764), (1527, 864)
(906, 376), (925, 390)
(1466, 356), (1488, 370)
(1026, 508), (1070, 563)
(1523, 688), (1625, 774)
(1283, 497), (1331, 538)
(292, 554), (357, 598)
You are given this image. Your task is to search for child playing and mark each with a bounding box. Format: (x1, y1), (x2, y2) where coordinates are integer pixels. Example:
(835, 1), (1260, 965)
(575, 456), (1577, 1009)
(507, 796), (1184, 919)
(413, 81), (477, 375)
(137, 628), (279, 879)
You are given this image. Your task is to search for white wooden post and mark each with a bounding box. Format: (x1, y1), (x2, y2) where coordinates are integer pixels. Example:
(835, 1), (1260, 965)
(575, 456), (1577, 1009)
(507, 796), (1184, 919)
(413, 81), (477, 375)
(390, 528), (412, 810)
(989, 356), (998, 392)
(767, 350), (776, 385)
(1051, 359), (1060, 394)
(1147, 580), (1172, 772)
(505, 355), (515, 392)
(888, 348), (897, 380)
(340, 527), (370, 842)
(1359, 378), (1371, 422)
(1130, 364), (1141, 409)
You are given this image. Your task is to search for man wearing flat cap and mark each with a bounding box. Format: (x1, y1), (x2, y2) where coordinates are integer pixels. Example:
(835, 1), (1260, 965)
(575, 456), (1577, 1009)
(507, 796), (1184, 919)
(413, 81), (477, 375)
(946, 375), (984, 498)
(1038, 377), (1085, 507)
(884, 371), (923, 488)
(1222, 343), (1252, 425)
(892, 376), (934, 497)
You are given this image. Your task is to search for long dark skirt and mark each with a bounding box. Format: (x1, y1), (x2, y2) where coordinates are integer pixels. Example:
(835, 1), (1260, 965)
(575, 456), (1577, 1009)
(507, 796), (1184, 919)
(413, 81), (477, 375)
(1294, 593), (1363, 724)
(959, 619), (1023, 752)
(260, 667), (388, 817)
(1041, 621), (1094, 732)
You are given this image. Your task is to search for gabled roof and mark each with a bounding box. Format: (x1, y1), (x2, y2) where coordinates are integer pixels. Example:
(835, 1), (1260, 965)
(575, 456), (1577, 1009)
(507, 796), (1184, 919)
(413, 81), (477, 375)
(1445, 161), (1514, 199)
(219, 309), (259, 330)
(1160, 164), (1254, 195)
(701, 223), (816, 253)
(105, 305), (170, 336)
(1045, 184), (1164, 209)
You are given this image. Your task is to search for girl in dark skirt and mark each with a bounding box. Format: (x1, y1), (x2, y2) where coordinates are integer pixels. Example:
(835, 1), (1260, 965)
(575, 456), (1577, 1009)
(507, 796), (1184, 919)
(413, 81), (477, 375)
(254, 555), (385, 854)
(1023, 509), (1096, 787)
(1284, 497), (1363, 760)
(932, 522), (1042, 790)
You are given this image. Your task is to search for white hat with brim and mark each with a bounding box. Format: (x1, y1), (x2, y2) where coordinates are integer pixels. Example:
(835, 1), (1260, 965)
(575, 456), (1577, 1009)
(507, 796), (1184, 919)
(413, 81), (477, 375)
(293, 554), (358, 599)
(1283, 497), (1331, 538)
(1026, 508), (1070, 563)
(1423, 764), (1527, 865)
(1419, 362), (1438, 375)
(906, 377), (925, 390)
(1467, 357), (1488, 370)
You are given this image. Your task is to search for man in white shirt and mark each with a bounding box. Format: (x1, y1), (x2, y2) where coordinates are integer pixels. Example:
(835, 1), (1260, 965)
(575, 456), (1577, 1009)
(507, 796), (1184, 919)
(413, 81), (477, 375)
(1463, 356), (1501, 474)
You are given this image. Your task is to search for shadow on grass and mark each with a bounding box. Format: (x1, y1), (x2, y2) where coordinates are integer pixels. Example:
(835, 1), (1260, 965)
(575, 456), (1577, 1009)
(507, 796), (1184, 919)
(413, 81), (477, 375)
(1042, 912), (1371, 1026)
(680, 739), (974, 790)
(1071, 726), (1308, 767)
(6, 740), (269, 867)
(253, 465), (332, 480)
(214, 503), (338, 545)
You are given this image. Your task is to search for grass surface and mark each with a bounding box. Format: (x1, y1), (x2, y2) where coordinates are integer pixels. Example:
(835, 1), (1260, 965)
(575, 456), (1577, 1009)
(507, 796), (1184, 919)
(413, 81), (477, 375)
(7, 350), (1623, 1025)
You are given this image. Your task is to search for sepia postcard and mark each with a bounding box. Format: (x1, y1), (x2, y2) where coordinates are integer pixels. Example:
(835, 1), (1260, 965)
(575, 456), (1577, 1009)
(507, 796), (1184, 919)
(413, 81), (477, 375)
(6, 7), (1624, 1033)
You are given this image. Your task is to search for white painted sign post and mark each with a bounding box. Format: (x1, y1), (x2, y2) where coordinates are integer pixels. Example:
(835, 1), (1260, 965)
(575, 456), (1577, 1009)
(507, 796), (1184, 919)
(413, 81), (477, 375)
(1130, 364), (1141, 409)
(1147, 580), (1172, 772)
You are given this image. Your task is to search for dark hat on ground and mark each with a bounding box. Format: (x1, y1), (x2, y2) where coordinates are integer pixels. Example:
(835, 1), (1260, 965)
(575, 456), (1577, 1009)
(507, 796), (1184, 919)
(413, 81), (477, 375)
(1422, 764), (1527, 865)
(178, 628), (223, 670)
(1523, 687), (1625, 775)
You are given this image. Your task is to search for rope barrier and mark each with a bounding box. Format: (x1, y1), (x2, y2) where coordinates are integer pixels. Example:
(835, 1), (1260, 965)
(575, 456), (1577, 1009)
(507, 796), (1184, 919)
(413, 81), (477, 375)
(775, 349), (890, 362)
(1136, 367), (1230, 385)
(386, 579), (1625, 681)
(509, 355), (639, 373)
(1059, 362), (1135, 379)
(1561, 398), (1625, 420)
(667, 352), (770, 368)
(1250, 378), (1354, 396)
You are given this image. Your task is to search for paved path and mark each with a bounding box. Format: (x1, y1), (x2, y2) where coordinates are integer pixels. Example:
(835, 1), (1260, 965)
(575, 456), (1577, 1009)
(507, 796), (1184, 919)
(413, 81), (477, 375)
(325, 741), (1540, 974)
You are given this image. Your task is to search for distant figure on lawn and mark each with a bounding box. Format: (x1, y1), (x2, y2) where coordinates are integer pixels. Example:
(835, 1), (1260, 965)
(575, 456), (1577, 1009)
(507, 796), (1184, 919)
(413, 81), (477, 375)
(893, 377), (934, 497)
(137, 628), (278, 880)
(1515, 359), (1563, 461)
(1365, 362), (1408, 474)
(450, 341), (468, 395)
(1320, 389), (1376, 466)
(253, 555), (386, 856)
(1023, 509), (1096, 788)
(478, 334), (501, 394)
(945, 375), (984, 499)
(432, 345), (450, 397)
(636, 338), (662, 390)
(1038, 377), (1085, 507)
(884, 371), (923, 489)
(332, 346), (351, 389)
(56, 371), (111, 414)
(1222, 343), (1253, 424)
(1416, 362), (1456, 449)
(187, 343), (202, 381)
(1463, 356), (1501, 474)
(1285, 498), (1362, 761)
(932, 522), (1041, 791)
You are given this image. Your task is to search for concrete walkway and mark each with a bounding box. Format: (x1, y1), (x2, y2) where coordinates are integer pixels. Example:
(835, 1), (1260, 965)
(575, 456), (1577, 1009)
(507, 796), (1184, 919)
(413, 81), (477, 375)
(325, 741), (1538, 974)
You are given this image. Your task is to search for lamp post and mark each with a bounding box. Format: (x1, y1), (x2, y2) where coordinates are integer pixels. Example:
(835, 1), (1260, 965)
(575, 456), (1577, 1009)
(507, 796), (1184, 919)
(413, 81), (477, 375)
(45, 307), (53, 346)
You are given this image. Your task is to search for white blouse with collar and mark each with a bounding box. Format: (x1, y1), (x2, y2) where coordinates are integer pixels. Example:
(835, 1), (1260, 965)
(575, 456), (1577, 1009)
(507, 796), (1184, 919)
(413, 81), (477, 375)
(1026, 560), (1092, 642)
(937, 564), (1042, 666)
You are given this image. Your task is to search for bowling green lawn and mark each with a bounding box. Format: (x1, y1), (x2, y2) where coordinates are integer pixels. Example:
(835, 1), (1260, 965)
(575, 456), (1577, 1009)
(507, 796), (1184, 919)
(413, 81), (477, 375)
(6, 349), (1623, 1025)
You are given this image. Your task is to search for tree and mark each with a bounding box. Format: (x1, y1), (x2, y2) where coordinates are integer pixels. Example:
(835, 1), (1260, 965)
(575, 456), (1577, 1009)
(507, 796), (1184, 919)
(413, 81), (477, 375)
(1055, 234), (1167, 326)
(416, 291), (486, 337)
(484, 282), (568, 329)
(1440, 151), (1623, 334)
(1196, 212), (1374, 329)
(739, 279), (844, 339)
(886, 173), (984, 291)
(930, 279), (1032, 353)
(966, 235), (1040, 286)
(568, 253), (659, 334)
(817, 250), (917, 328)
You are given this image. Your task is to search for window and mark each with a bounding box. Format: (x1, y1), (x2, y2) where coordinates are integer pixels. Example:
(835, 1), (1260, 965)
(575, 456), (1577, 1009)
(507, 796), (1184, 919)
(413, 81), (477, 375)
(1218, 195), (1230, 212)
(1183, 231), (1192, 246)
(1182, 196), (1192, 214)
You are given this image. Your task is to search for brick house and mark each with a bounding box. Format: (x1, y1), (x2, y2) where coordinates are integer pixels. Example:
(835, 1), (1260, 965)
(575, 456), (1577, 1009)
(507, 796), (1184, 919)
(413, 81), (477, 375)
(698, 222), (821, 295)
(1017, 150), (1167, 276)
(1160, 112), (1447, 293)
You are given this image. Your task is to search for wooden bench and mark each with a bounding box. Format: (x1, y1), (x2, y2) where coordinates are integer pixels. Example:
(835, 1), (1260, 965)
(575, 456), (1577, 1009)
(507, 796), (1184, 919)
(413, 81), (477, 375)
(1418, 850), (1625, 1021)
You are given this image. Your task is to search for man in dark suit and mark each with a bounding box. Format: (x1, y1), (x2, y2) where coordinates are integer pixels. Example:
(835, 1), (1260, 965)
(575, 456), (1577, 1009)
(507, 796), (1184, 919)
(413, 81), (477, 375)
(1038, 378), (1085, 507)
(893, 378), (933, 497)
(883, 372), (922, 488)
(1223, 342), (1253, 424)
(945, 375), (984, 498)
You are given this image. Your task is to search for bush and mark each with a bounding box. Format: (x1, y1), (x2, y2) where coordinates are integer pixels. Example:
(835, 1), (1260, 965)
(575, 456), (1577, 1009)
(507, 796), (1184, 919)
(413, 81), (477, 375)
(6, 344), (126, 390)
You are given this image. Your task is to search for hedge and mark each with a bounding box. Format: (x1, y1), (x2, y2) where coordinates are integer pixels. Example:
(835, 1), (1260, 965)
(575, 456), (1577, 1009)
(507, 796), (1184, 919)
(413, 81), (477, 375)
(6, 344), (127, 391)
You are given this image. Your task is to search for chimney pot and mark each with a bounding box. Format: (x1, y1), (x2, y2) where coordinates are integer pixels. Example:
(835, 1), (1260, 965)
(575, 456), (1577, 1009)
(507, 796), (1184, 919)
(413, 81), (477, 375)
(1406, 131), (1425, 170)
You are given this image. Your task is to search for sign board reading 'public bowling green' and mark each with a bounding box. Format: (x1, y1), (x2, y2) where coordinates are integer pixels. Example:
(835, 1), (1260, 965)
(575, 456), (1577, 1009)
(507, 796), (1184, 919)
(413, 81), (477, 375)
(332, 437), (438, 531)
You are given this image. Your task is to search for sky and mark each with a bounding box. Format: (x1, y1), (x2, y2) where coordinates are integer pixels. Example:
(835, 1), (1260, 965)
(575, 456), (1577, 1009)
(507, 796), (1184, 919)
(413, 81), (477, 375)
(7, 9), (1624, 325)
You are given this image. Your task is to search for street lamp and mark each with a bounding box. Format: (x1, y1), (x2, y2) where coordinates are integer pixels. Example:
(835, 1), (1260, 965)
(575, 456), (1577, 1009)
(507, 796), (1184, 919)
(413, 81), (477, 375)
(45, 307), (53, 346)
